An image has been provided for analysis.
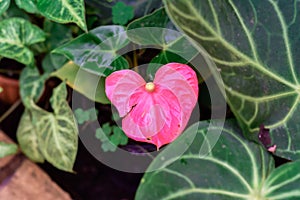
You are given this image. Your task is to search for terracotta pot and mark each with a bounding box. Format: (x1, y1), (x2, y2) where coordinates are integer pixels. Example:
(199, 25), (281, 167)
(0, 130), (71, 200)
(0, 75), (20, 105)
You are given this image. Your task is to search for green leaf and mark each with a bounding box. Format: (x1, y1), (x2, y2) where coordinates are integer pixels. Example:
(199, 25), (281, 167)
(164, 0), (300, 160)
(51, 61), (110, 104)
(20, 66), (48, 107)
(112, 2), (134, 25)
(36, 0), (87, 31)
(53, 25), (129, 77)
(101, 140), (117, 152)
(0, 1), (30, 21)
(111, 126), (128, 146)
(136, 120), (300, 200)
(127, 8), (197, 77)
(95, 125), (111, 141)
(42, 53), (68, 73)
(95, 124), (128, 152)
(0, 0), (10, 16)
(264, 160), (300, 199)
(17, 109), (44, 162)
(74, 107), (98, 125)
(15, 0), (38, 13)
(85, 0), (161, 25)
(0, 141), (17, 158)
(95, 126), (116, 152)
(29, 82), (78, 172)
(43, 19), (73, 51)
(0, 18), (46, 65)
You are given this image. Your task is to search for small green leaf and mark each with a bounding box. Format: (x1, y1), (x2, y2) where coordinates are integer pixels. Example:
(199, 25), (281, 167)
(95, 128), (108, 141)
(53, 25), (129, 76)
(36, 0), (87, 31)
(112, 2), (134, 25)
(15, 0), (38, 13)
(95, 126), (116, 152)
(74, 108), (98, 125)
(51, 61), (110, 104)
(20, 66), (48, 107)
(95, 123), (111, 142)
(101, 140), (117, 152)
(0, 142), (17, 158)
(102, 123), (112, 136)
(111, 126), (128, 146)
(95, 124), (128, 152)
(0, 0), (10, 16)
(17, 109), (44, 162)
(30, 82), (78, 172)
(0, 18), (46, 65)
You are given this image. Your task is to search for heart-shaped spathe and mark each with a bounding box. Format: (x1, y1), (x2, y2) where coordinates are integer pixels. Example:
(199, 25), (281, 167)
(105, 63), (198, 149)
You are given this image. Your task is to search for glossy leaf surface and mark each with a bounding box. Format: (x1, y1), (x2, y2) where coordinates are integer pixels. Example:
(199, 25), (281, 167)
(53, 25), (129, 77)
(136, 120), (300, 200)
(51, 61), (109, 104)
(164, 0), (300, 160)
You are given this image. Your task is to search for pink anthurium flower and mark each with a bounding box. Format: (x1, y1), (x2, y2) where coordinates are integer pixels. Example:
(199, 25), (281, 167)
(105, 63), (198, 149)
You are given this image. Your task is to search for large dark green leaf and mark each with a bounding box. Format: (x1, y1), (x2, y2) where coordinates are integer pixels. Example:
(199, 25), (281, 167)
(29, 82), (78, 172)
(51, 61), (109, 104)
(136, 120), (300, 200)
(0, 0), (10, 16)
(53, 25), (129, 76)
(164, 0), (300, 160)
(0, 18), (46, 65)
(127, 8), (198, 77)
(36, 0), (87, 31)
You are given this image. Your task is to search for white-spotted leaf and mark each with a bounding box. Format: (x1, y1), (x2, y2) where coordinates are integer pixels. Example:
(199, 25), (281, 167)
(17, 109), (44, 162)
(0, 18), (46, 65)
(30, 82), (78, 172)
(36, 0), (87, 31)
